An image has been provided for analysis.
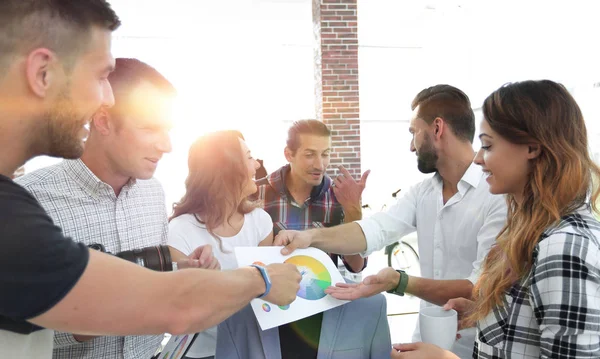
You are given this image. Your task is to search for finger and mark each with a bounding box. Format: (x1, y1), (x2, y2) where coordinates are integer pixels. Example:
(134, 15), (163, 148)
(337, 165), (352, 179)
(208, 258), (220, 270)
(324, 288), (359, 300)
(333, 282), (358, 288)
(197, 245), (213, 265)
(281, 239), (300, 255)
(360, 169), (371, 185)
(394, 343), (420, 351)
(273, 232), (288, 246)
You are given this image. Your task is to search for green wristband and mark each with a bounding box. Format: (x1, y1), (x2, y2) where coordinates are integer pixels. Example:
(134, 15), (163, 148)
(386, 270), (408, 296)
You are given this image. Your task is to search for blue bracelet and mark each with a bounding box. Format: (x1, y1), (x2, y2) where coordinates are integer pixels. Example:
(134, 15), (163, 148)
(250, 264), (272, 298)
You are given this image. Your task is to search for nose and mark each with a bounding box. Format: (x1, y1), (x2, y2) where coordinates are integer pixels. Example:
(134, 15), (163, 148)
(410, 138), (416, 152)
(156, 131), (172, 154)
(102, 80), (115, 108)
(253, 158), (261, 170)
(474, 149), (484, 166)
(314, 156), (325, 171)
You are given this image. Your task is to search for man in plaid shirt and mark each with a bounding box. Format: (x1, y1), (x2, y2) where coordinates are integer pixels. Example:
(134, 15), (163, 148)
(253, 119), (370, 359)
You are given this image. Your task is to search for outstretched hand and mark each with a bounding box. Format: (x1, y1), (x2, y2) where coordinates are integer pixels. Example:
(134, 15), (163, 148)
(325, 267), (398, 300)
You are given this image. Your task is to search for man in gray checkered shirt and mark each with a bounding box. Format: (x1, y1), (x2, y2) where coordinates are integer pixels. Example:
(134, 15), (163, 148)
(17, 58), (212, 359)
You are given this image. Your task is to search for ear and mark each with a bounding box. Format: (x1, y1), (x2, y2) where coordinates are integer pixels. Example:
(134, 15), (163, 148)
(25, 48), (59, 98)
(90, 108), (112, 136)
(527, 143), (541, 159)
(432, 117), (445, 140)
(284, 147), (293, 162)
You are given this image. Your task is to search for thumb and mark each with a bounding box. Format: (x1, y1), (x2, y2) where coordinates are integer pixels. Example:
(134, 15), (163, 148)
(362, 274), (382, 285)
(360, 169), (371, 185)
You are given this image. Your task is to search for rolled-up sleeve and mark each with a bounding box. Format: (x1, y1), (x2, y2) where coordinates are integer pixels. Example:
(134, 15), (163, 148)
(356, 185), (419, 256)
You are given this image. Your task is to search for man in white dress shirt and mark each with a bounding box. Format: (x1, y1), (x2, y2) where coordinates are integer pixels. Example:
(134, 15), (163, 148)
(274, 85), (507, 359)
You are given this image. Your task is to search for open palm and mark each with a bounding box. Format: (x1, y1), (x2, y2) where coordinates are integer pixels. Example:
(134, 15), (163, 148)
(325, 267), (397, 300)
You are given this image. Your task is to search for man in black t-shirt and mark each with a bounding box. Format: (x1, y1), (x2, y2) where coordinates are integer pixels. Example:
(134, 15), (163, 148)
(0, 2), (301, 358)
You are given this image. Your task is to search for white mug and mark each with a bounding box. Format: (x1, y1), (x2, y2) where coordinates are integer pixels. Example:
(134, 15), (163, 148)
(419, 306), (458, 350)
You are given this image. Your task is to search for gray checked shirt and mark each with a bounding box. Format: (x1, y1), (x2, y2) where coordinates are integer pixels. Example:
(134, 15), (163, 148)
(16, 159), (168, 359)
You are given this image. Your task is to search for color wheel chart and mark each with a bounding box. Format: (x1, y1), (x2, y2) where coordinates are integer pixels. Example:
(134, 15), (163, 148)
(284, 255), (331, 300)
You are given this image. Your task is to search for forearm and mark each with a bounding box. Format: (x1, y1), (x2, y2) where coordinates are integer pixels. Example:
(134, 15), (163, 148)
(29, 250), (264, 336)
(404, 277), (474, 306)
(342, 255), (366, 273)
(310, 223), (367, 254)
(342, 203), (362, 222)
(168, 246), (189, 262)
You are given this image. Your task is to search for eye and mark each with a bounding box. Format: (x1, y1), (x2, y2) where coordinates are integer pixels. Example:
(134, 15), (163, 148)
(480, 145), (491, 151)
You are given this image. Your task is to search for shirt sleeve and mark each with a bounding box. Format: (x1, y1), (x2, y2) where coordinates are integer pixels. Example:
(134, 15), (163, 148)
(0, 181), (89, 320)
(167, 217), (197, 256)
(466, 195), (506, 284)
(254, 208), (274, 243)
(355, 183), (420, 256)
(530, 231), (600, 358)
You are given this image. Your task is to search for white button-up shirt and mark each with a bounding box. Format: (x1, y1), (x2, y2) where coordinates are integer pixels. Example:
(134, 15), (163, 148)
(16, 159), (168, 359)
(357, 162), (507, 359)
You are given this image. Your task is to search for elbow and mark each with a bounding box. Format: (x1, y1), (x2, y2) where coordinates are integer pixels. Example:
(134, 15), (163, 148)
(164, 303), (213, 335)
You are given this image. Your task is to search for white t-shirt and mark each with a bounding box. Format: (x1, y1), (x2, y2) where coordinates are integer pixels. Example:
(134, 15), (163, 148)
(0, 329), (54, 359)
(167, 208), (273, 358)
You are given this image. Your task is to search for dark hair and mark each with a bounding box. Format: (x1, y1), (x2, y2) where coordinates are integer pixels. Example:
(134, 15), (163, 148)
(0, 0), (120, 74)
(471, 79), (600, 323)
(286, 119), (331, 154)
(411, 84), (475, 143)
(170, 130), (260, 250)
(108, 58), (176, 120)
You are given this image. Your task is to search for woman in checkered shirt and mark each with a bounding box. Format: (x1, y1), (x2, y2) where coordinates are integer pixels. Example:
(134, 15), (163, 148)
(393, 80), (600, 358)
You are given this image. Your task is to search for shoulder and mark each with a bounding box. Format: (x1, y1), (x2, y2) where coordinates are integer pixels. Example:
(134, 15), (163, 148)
(247, 207), (273, 225)
(15, 163), (66, 191)
(135, 177), (166, 198)
(536, 210), (600, 264)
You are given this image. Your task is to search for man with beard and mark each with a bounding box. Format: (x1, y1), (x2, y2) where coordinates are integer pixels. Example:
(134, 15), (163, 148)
(0, 2), (301, 358)
(274, 85), (507, 358)
(16, 58), (216, 359)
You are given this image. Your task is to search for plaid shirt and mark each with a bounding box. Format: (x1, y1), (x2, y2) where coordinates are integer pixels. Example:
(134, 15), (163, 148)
(16, 159), (168, 359)
(474, 208), (600, 358)
(253, 164), (366, 272)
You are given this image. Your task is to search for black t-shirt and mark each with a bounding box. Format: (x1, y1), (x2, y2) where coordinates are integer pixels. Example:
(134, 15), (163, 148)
(279, 312), (323, 359)
(0, 175), (89, 334)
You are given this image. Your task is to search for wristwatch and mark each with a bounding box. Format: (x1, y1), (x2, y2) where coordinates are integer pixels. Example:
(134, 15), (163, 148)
(250, 264), (272, 298)
(386, 269), (409, 296)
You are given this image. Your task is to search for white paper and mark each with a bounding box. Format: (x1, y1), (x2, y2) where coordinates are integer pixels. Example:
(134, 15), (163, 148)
(159, 334), (196, 359)
(234, 246), (349, 330)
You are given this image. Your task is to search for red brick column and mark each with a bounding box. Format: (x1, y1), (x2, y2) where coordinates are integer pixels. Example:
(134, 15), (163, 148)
(313, 0), (361, 178)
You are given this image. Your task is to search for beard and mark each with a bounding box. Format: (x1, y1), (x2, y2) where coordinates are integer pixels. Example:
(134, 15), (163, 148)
(44, 87), (88, 159)
(416, 138), (438, 174)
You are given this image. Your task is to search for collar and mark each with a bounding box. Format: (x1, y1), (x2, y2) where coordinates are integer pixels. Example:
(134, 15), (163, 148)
(62, 159), (137, 200)
(433, 160), (483, 194)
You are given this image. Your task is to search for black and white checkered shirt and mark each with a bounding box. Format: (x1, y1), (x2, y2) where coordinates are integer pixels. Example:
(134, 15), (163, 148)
(16, 159), (168, 359)
(474, 208), (600, 358)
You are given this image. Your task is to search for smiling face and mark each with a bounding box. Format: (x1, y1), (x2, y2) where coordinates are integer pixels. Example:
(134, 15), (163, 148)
(45, 26), (115, 159)
(474, 119), (534, 198)
(239, 138), (261, 197)
(103, 82), (174, 180)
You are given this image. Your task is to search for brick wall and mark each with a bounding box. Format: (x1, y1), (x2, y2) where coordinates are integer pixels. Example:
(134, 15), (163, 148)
(313, 0), (361, 178)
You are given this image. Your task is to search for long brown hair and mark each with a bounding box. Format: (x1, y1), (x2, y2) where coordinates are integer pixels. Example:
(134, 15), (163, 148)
(170, 130), (260, 250)
(470, 80), (600, 322)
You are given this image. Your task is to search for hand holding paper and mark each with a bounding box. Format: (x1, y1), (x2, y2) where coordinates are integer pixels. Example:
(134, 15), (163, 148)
(235, 246), (349, 330)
